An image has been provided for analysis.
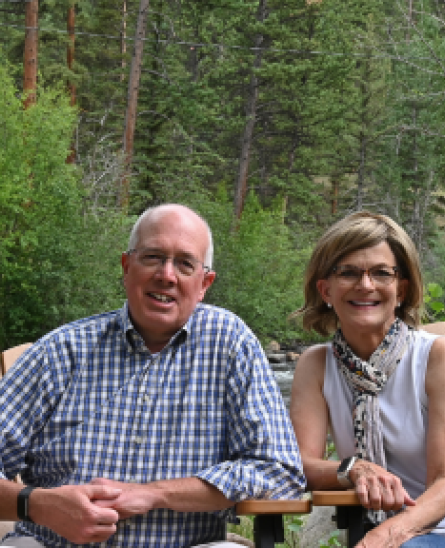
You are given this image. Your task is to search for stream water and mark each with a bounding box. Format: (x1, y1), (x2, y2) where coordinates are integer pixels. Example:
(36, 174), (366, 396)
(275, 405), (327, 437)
(272, 361), (296, 408)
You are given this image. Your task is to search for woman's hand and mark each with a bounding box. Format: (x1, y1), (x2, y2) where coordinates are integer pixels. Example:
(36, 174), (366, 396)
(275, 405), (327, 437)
(350, 459), (416, 513)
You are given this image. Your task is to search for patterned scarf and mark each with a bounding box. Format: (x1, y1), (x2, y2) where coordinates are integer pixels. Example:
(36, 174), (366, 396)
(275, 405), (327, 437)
(332, 318), (411, 523)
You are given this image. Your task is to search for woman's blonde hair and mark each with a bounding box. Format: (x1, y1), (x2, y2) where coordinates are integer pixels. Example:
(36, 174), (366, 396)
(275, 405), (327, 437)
(295, 211), (423, 335)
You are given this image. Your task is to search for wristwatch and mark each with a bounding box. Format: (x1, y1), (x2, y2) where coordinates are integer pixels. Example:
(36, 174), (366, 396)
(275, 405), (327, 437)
(17, 485), (35, 523)
(337, 456), (358, 487)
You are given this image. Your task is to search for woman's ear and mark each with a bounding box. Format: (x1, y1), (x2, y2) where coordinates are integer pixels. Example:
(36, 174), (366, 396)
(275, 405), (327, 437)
(316, 279), (331, 306)
(397, 279), (409, 304)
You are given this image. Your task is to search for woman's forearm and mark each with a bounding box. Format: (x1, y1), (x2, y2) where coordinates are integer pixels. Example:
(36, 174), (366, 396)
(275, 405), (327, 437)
(302, 455), (342, 490)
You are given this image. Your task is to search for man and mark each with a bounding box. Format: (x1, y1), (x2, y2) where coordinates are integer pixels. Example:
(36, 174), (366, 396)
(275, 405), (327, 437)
(0, 204), (305, 547)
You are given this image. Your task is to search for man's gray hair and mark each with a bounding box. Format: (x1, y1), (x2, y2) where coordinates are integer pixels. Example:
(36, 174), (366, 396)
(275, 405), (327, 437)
(128, 204), (214, 269)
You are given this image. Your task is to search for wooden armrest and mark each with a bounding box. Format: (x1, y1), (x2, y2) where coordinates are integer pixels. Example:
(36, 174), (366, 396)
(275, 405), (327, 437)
(236, 499), (311, 515)
(312, 490), (360, 506)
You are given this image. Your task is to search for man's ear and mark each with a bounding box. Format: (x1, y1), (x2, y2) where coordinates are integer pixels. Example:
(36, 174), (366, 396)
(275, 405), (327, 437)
(121, 253), (130, 285)
(199, 271), (216, 301)
(316, 279), (331, 305)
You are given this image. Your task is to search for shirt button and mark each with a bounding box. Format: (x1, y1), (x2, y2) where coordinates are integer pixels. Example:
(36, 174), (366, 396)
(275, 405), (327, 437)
(134, 436), (143, 444)
(144, 395), (150, 403)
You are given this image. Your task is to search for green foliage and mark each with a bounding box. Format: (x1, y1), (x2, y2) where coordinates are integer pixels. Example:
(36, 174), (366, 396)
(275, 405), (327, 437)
(286, 515), (304, 535)
(0, 62), (129, 350)
(4, 0), (445, 347)
(178, 189), (309, 342)
(325, 439), (338, 461)
(227, 515), (254, 542)
(424, 282), (445, 321)
(319, 530), (344, 548)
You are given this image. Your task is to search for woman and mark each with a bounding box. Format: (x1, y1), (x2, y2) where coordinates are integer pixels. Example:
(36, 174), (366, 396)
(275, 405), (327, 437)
(290, 211), (445, 547)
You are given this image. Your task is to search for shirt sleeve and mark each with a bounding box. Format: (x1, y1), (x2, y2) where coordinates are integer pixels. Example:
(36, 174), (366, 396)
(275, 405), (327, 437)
(0, 341), (59, 481)
(194, 331), (306, 503)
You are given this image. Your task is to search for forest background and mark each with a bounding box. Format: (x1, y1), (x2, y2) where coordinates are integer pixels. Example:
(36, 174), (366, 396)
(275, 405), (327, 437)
(2, 0), (445, 351)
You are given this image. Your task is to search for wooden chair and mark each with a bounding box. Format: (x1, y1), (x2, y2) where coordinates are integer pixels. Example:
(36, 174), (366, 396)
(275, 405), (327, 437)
(1, 343), (33, 377)
(236, 499), (312, 548)
(312, 490), (362, 548)
(0, 343), (32, 537)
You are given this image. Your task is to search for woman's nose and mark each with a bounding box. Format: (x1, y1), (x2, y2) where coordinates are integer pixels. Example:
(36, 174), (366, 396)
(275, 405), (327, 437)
(357, 271), (375, 288)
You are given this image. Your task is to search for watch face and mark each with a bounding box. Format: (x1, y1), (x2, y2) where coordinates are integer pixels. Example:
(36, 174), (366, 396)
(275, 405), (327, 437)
(338, 457), (354, 473)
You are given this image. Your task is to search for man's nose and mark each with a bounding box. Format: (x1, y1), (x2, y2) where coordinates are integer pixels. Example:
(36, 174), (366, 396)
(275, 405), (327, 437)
(156, 257), (178, 280)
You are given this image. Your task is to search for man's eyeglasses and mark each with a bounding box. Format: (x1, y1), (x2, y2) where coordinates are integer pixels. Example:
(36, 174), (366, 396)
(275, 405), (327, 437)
(331, 265), (399, 286)
(127, 248), (211, 277)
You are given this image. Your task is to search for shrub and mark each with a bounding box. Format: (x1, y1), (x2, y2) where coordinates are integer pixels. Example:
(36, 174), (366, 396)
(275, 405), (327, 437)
(178, 189), (310, 342)
(0, 63), (129, 349)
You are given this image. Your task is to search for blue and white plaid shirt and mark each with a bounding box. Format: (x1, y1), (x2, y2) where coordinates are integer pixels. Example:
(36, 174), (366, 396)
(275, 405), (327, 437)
(0, 302), (305, 547)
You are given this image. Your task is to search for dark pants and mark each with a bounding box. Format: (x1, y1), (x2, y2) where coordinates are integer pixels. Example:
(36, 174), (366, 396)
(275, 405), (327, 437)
(401, 535), (445, 547)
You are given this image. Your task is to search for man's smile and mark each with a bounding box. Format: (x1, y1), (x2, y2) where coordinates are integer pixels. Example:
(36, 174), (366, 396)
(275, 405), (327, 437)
(148, 292), (175, 303)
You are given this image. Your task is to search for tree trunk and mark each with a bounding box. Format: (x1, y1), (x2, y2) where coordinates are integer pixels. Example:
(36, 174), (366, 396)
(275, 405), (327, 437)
(233, 0), (267, 222)
(66, 2), (76, 163)
(121, 0), (127, 82)
(120, 0), (151, 210)
(23, 0), (38, 109)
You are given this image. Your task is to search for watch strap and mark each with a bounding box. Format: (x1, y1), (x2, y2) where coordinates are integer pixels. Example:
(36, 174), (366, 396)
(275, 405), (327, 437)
(17, 485), (35, 523)
(337, 456), (357, 487)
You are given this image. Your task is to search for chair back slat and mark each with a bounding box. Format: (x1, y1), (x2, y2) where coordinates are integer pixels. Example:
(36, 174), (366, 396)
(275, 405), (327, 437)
(1, 343), (33, 377)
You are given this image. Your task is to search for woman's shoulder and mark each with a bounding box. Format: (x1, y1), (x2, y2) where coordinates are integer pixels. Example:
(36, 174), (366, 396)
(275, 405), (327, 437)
(292, 344), (330, 406)
(418, 322), (445, 337)
(299, 343), (330, 362)
(295, 343), (330, 382)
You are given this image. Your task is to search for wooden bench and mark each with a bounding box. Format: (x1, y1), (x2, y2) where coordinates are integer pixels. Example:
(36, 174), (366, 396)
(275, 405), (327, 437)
(236, 493), (362, 548)
(236, 499), (311, 548)
(3, 321), (444, 546)
(312, 490), (362, 548)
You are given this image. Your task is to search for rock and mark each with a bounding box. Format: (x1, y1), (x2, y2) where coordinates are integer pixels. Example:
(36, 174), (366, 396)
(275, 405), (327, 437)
(265, 340), (280, 353)
(227, 532), (255, 547)
(286, 352), (300, 362)
(297, 506), (346, 547)
(267, 353), (287, 363)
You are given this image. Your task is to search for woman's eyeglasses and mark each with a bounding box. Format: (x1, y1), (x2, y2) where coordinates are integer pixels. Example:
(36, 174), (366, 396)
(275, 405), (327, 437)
(331, 265), (399, 286)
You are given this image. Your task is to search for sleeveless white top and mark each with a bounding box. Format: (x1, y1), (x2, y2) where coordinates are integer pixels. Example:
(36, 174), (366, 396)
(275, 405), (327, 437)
(323, 329), (445, 534)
